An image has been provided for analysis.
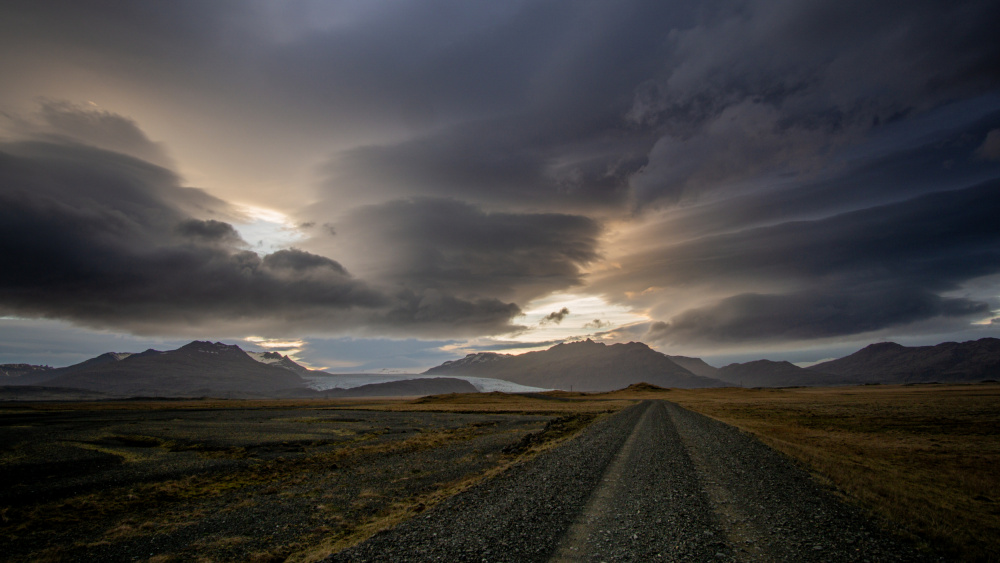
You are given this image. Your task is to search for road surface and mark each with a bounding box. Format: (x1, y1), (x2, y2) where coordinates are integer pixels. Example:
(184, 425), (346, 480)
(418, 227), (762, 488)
(328, 401), (934, 562)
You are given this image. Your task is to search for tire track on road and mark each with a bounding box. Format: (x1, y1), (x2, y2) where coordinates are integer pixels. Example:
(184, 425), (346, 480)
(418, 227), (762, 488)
(551, 401), (729, 561)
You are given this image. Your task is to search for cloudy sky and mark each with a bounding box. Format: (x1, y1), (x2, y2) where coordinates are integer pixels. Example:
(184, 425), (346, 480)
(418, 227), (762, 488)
(2, 0), (999, 371)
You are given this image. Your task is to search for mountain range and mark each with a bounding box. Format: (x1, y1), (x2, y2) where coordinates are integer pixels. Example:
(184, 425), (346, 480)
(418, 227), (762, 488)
(426, 338), (1000, 390)
(0, 341), (475, 399)
(424, 339), (723, 392)
(4, 341), (310, 397)
(808, 338), (1000, 384)
(2, 337), (998, 399)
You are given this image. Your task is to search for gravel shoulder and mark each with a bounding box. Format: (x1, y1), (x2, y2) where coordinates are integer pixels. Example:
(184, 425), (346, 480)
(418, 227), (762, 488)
(327, 403), (646, 562)
(329, 400), (938, 562)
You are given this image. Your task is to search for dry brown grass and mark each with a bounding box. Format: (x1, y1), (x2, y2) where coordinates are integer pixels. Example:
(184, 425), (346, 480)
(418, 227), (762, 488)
(12, 384), (995, 559)
(344, 391), (633, 414)
(286, 412), (602, 563)
(0, 397), (415, 412)
(1, 392), (630, 415)
(666, 383), (1000, 561)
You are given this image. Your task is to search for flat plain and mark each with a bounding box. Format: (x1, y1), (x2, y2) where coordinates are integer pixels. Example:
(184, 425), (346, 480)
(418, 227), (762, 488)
(1, 383), (997, 561)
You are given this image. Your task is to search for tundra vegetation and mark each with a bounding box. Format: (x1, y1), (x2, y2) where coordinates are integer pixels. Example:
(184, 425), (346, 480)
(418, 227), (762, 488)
(1, 383), (997, 561)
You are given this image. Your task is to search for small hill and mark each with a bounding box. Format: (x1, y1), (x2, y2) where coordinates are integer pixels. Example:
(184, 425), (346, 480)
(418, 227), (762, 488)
(810, 338), (1000, 383)
(715, 360), (853, 387)
(622, 382), (668, 392)
(424, 339), (725, 391)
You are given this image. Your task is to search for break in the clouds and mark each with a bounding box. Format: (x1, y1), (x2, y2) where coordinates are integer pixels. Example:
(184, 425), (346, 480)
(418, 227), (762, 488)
(1, 0), (999, 367)
(0, 136), (522, 337)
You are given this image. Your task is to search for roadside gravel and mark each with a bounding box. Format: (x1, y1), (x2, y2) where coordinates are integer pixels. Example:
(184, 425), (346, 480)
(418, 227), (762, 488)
(664, 402), (934, 562)
(328, 401), (937, 562)
(327, 403), (646, 562)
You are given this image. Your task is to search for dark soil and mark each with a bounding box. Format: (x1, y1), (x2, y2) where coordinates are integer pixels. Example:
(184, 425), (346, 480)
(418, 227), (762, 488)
(0, 403), (554, 562)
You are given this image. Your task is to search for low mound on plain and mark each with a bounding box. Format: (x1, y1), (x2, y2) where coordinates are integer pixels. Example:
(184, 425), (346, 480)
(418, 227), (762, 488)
(324, 377), (477, 397)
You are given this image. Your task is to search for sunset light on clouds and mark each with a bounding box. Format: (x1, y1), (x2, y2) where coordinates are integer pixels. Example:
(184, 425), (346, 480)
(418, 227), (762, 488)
(1, 0), (998, 371)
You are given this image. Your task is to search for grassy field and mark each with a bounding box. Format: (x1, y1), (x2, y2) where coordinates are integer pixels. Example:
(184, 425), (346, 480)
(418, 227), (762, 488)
(665, 383), (1000, 562)
(311, 383), (1000, 560)
(4, 383), (998, 561)
(1, 399), (601, 562)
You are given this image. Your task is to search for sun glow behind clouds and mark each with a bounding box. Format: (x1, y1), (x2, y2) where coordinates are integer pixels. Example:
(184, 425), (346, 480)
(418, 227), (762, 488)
(243, 335), (304, 356)
(478, 293), (650, 355)
(232, 205), (306, 255)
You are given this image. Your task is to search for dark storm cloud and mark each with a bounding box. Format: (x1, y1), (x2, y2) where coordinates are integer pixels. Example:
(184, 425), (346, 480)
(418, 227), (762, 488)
(602, 181), (1000, 345)
(627, 0), (1000, 206)
(2, 0), (999, 354)
(633, 103), (1000, 243)
(541, 308), (571, 325)
(334, 198), (601, 304)
(622, 182), (1000, 289)
(647, 290), (987, 344)
(261, 249), (348, 276)
(379, 289), (523, 335)
(313, 1), (697, 213)
(325, 113), (653, 213)
(3, 100), (176, 168)
(0, 141), (373, 327)
(175, 219), (245, 246)
(315, 0), (1000, 213)
(6, 1), (998, 213)
(980, 129), (1000, 161)
(0, 140), (522, 336)
(583, 319), (612, 330)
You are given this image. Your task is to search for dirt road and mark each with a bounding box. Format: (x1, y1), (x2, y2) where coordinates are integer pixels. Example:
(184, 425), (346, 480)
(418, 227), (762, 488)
(329, 400), (935, 562)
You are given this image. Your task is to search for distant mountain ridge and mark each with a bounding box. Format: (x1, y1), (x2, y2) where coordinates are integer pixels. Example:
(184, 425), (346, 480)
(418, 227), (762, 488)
(19, 341), (311, 397)
(714, 360), (853, 388)
(4, 337), (999, 398)
(1, 341), (492, 399)
(424, 339), (725, 391)
(427, 337), (1000, 390)
(809, 338), (1000, 383)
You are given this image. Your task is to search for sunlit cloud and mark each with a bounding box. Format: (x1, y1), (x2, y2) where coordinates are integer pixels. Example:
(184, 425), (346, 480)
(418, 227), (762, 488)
(243, 336), (306, 355)
(232, 205), (307, 255)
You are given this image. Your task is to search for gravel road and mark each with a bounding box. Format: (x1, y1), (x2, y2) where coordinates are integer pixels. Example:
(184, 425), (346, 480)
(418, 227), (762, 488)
(328, 400), (936, 562)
